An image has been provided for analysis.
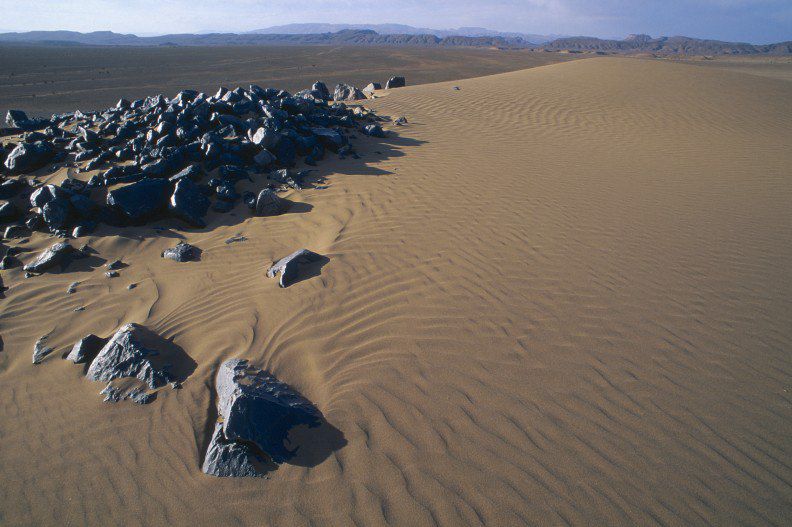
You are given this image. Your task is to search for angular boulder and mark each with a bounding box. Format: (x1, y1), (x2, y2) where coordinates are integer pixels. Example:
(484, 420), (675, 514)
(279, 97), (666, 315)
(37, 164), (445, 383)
(311, 81), (330, 100)
(202, 358), (322, 477)
(161, 241), (201, 262)
(362, 82), (381, 95)
(169, 179), (210, 227)
(254, 189), (287, 216)
(23, 242), (76, 273)
(106, 178), (172, 224)
(86, 323), (172, 389)
(385, 76), (406, 89)
(266, 248), (324, 288)
(333, 84), (365, 102)
(66, 334), (108, 364)
(4, 141), (55, 173)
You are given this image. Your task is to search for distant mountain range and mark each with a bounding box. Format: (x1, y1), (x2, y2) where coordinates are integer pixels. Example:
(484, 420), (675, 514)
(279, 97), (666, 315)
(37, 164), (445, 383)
(0, 29), (534, 48)
(0, 29), (789, 55)
(248, 23), (561, 44)
(544, 34), (792, 55)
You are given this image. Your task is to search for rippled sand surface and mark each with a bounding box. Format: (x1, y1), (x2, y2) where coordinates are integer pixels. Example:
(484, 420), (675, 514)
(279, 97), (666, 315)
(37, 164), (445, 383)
(1, 57), (791, 526)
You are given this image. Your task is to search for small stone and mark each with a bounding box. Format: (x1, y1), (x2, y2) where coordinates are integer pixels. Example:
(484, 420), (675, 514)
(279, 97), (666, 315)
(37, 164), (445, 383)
(106, 259), (124, 270)
(161, 241), (200, 262)
(106, 271), (119, 278)
(266, 249), (324, 288)
(32, 335), (53, 364)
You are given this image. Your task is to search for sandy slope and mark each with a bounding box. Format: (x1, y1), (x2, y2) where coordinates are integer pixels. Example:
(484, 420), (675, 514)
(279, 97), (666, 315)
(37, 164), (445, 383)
(1, 57), (791, 526)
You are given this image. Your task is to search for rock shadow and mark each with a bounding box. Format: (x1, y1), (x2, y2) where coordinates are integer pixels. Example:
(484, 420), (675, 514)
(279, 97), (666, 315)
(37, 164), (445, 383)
(284, 417), (348, 468)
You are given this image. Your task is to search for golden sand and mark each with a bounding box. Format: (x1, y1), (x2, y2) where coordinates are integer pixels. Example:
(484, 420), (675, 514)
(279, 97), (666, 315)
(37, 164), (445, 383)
(1, 57), (791, 525)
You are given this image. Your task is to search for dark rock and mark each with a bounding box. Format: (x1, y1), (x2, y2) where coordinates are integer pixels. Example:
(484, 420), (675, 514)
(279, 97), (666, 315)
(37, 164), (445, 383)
(0, 254), (20, 269)
(169, 164), (203, 182)
(393, 116), (408, 126)
(106, 178), (171, 224)
(161, 241), (201, 262)
(169, 179), (210, 227)
(86, 323), (172, 389)
(386, 76), (406, 89)
(106, 259), (124, 270)
(311, 81), (331, 100)
(362, 82), (381, 94)
(362, 124), (386, 138)
(333, 84), (365, 101)
(105, 270), (119, 278)
(253, 149), (274, 167)
(4, 142), (55, 173)
(0, 201), (19, 223)
(225, 235), (247, 244)
(0, 179), (24, 199)
(201, 358), (322, 477)
(6, 110), (31, 128)
(4, 224), (28, 238)
(212, 199), (233, 213)
(32, 334), (53, 364)
(66, 334), (107, 364)
(23, 242), (76, 273)
(254, 189), (287, 216)
(66, 281), (79, 294)
(266, 248), (324, 288)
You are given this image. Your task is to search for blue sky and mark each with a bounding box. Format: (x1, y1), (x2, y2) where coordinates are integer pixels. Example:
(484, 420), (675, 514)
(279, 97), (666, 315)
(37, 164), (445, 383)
(2, 0), (790, 43)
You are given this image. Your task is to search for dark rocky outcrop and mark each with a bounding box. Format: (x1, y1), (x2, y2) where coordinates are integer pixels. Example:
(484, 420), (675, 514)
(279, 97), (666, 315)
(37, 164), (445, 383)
(202, 358), (322, 477)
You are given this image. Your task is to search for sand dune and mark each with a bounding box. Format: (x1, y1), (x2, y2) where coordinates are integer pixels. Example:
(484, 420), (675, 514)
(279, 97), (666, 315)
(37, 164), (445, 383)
(1, 57), (791, 526)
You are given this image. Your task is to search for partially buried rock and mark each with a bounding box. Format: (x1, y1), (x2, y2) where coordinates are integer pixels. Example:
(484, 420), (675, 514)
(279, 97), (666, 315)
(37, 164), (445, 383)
(266, 249), (324, 288)
(32, 335), (53, 364)
(161, 241), (200, 262)
(66, 334), (107, 364)
(23, 242), (76, 273)
(385, 76), (406, 89)
(254, 189), (287, 216)
(202, 358), (322, 477)
(86, 323), (173, 389)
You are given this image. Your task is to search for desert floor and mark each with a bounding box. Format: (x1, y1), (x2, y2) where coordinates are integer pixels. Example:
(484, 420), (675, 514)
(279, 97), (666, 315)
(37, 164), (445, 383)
(1, 56), (791, 526)
(0, 45), (578, 118)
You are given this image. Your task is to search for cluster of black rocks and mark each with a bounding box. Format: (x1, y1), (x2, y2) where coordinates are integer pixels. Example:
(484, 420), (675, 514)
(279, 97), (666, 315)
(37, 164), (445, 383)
(0, 79), (397, 242)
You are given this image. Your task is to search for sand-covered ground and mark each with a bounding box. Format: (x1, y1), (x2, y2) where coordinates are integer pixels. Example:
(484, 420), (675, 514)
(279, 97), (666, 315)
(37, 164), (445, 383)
(1, 56), (791, 526)
(0, 45), (578, 118)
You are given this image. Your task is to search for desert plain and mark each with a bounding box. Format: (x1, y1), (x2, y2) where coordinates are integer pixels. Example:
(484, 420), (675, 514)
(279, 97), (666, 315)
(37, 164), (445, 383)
(0, 46), (791, 526)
